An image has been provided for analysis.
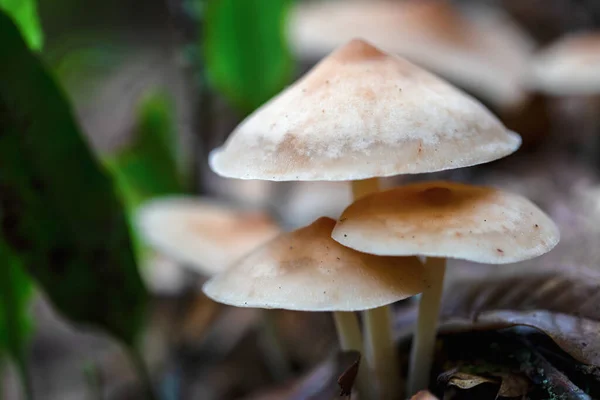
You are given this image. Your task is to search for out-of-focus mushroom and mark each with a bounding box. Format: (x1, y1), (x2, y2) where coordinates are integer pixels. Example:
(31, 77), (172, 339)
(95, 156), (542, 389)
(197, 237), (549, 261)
(289, 0), (534, 111)
(136, 197), (290, 379)
(140, 251), (188, 295)
(136, 196), (279, 275)
(203, 217), (427, 399)
(528, 32), (600, 96)
(526, 32), (600, 160)
(332, 181), (560, 394)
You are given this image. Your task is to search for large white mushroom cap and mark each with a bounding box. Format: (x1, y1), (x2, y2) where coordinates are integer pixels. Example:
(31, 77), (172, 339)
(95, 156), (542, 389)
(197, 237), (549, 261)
(210, 39), (521, 181)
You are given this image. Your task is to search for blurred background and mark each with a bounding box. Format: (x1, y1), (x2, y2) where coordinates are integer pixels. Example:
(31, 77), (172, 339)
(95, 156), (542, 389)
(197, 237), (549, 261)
(3, 0), (600, 399)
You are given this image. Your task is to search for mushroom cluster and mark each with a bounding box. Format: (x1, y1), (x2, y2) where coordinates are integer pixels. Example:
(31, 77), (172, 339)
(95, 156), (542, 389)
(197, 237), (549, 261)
(204, 39), (559, 399)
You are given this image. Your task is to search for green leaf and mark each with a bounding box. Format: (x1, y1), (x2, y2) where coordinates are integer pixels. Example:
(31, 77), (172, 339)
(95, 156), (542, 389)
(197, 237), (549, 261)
(0, 242), (34, 398)
(0, 0), (43, 50)
(104, 91), (184, 213)
(203, 0), (294, 114)
(0, 10), (148, 346)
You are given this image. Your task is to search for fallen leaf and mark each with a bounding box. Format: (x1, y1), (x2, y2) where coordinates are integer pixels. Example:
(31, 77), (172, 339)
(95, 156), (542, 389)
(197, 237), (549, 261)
(442, 371), (498, 390)
(496, 372), (530, 397)
(441, 268), (600, 323)
(395, 267), (600, 366)
(438, 366), (530, 398)
(337, 353), (360, 396)
(476, 310), (600, 366)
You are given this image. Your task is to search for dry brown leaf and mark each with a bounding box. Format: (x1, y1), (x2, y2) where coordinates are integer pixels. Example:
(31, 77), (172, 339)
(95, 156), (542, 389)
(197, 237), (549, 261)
(410, 390), (440, 400)
(440, 269), (600, 365)
(496, 372), (530, 397)
(395, 267), (600, 366)
(441, 268), (600, 323)
(446, 371), (498, 390)
(476, 310), (600, 365)
(438, 367), (530, 398)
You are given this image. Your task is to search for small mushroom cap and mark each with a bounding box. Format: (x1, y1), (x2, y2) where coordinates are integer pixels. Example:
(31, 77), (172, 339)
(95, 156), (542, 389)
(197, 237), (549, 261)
(210, 39), (521, 181)
(136, 197), (280, 275)
(203, 217), (426, 311)
(528, 32), (600, 96)
(332, 181), (560, 264)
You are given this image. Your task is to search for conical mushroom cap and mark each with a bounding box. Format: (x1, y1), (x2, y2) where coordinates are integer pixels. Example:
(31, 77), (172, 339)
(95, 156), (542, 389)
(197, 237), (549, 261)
(210, 39), (521, 181)
(528, 32), (600, 96)
(136, 197), (280, 275)
(332, 181), (559, 264)
(203, 217), (427, 311)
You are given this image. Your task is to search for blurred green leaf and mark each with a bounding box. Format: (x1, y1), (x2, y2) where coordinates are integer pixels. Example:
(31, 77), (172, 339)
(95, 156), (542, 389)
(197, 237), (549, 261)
(0, 0), (43, 50)
(104, 91), (183, 213)
(0, 10), (148, 346)
(51, 42), (127, 103)
(0, 242), (34, 399)
(203, 0), (293, 114)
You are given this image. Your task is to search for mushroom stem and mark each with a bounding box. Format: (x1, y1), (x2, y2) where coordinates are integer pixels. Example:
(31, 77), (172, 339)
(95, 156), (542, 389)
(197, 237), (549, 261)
(351, 178), (400, 399)
(333, 312), (373, 400)
(258, 310), (292, 382)
(407, 257), (447, 395)
(363, 305), (400, 399)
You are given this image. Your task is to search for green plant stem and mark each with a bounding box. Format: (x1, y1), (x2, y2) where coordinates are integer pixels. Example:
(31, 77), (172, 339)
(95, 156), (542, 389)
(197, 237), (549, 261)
(126, 346), (157, 400)
(407, 257), (446, 396)
(333, 312), (373, 400)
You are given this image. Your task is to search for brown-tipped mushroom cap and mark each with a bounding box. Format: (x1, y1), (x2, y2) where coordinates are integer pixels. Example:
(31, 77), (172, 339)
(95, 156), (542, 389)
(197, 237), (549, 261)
(203, 217), (426, 311)
(528, 32), (600, 96)
(332, 181), (559, 264)
(289, 1), (533, 109)
(210, 39), (521, 181)
(136, 197), (280, 275)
